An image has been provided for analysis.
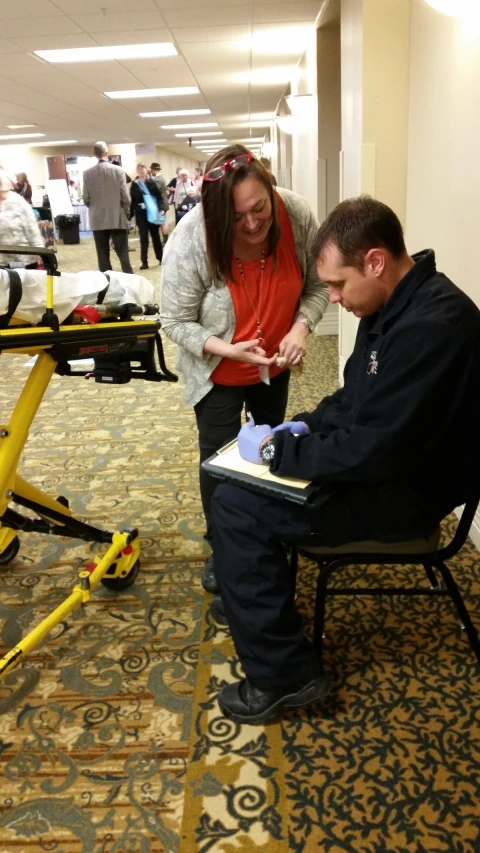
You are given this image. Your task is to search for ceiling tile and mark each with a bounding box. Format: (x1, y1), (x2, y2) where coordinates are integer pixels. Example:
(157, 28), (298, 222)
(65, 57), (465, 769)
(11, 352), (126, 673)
(253, 2), (321, 23)
(10, 35), (97, 51)
(172, 24), (251, 44)
(0, 39), (23, 55)
(71, 11), (166, 33)
(163, 6), (251, 28)
(0, 17), (83, 38)
(55, 0), (156, 12)
(180, 42), (249, 75)
(0, 0), (60, 19)
(156, 0), (250, 6)
(88, 30), (171, 46)
(61, 63), (144, 90)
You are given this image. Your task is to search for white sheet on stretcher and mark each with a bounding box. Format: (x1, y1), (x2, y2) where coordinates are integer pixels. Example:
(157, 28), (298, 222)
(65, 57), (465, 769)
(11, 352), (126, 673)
(0, 269), (155, 325)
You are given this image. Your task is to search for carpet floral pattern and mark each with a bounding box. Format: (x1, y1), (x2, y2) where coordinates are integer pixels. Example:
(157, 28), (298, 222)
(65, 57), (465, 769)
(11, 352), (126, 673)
(1, 238), (479, 853)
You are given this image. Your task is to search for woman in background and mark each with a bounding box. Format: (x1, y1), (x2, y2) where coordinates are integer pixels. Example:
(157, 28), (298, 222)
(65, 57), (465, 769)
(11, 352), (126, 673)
(14, 172), (32, 205)
(0, 170), (44, 267)
(130, 163), (164, 270)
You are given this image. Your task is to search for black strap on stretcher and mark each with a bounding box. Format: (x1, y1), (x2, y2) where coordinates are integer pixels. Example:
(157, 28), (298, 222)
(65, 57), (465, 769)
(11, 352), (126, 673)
(0, 270), (22, 329)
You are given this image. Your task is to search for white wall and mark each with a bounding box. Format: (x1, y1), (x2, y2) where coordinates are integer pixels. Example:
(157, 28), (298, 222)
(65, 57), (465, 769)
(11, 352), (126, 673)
(405, 0), (480, 311)
(405, 0), (480, 549)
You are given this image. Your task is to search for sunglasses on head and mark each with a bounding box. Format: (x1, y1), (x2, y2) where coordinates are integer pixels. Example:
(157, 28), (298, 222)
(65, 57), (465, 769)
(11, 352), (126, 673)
(203, 152), (254, 183)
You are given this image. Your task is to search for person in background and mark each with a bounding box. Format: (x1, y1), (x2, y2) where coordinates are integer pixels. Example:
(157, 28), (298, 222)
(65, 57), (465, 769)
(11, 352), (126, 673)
(176, 185), (199, 222)
(194, 166), (204, 194)
(68, 179), (78, 204)
(82, 141), (133, 274)
(130, 163), (164, 270)
(167, 167), (182, 205)
(150, 161), (170, 245)
(259, 157), (277, 187)
(0, 169), (44, 267)
(14, 172), (32, 204)
(173, 170), (195, 224)
(160, 144), (328, 599)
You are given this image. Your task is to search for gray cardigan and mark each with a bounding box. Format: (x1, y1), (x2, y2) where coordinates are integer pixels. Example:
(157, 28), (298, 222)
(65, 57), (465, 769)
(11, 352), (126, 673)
(160, 187), (329, 407)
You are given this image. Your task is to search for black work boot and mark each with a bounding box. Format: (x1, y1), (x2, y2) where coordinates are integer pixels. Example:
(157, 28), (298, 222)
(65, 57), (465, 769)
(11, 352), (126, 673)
(201, 553), (218, 593)
(218, 673), (330, 725)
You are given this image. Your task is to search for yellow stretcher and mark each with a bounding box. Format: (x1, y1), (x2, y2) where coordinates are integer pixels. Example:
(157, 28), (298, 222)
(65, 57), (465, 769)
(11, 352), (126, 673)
(0, 245), (177, 680)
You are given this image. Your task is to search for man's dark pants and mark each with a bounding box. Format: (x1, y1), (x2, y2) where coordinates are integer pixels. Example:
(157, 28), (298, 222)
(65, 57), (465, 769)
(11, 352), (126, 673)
(194, 371), (289, 545)
(93, 228), (133, 274)
(211, 481), (385, 690)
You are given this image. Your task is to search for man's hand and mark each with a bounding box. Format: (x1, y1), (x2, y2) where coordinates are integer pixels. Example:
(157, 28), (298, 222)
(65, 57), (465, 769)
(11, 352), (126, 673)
(238, 420), (273, 464)
(272, 421), (310, 436)
(278, 321), (309, 366)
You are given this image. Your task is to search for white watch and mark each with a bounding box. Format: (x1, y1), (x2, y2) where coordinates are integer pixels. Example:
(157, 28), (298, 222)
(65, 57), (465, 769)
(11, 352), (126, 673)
(296, 317), (314, 333)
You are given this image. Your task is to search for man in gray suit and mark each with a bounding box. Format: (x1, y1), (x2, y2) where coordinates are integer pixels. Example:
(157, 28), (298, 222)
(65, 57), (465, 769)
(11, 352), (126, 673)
(82, 141), (133, 274)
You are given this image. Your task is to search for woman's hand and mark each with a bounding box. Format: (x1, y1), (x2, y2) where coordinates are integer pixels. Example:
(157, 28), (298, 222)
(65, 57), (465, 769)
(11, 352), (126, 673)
(229, 339), (278, 366)
(278, 323), (309, 366)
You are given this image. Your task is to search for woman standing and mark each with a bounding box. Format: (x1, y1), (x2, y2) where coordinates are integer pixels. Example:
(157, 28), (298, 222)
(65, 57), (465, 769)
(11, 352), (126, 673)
(160, 145), (328, 594)
(130, 163), (164, 270)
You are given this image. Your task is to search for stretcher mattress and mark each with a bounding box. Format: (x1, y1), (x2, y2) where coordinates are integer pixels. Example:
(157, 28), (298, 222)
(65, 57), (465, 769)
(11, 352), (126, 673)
(0, 268), (155, 325)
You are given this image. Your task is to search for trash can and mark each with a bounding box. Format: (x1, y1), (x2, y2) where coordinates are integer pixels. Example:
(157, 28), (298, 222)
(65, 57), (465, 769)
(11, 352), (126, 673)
(54, 214), (80, 245)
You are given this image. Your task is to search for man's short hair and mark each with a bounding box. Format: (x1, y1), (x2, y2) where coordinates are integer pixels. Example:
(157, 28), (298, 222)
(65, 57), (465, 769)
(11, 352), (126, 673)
(150, 162), (161, 170)
(179, 169), (189, 177)
(312, 196), (407, 271)
(93, 141), (108, 158)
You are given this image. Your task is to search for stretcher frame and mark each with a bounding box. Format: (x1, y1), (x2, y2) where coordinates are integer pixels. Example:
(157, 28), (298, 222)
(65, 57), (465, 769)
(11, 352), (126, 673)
(0, 245), (177, 680)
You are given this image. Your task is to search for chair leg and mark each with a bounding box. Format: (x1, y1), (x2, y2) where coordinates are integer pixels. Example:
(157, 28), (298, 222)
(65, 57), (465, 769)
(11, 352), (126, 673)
(313, 562), (330, 659)
(422, 562), (441, 589)
(432, 559), (480, 665)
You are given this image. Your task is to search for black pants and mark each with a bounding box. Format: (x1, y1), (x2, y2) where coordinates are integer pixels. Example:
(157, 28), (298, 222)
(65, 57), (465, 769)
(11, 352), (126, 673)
(93, 229), (133, 274)
(194, 371), (290, 544)
(136, 214), (163, 265)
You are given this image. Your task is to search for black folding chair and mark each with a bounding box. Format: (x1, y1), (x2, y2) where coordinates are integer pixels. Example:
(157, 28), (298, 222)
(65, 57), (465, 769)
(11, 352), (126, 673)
(291, 494), (480, 664)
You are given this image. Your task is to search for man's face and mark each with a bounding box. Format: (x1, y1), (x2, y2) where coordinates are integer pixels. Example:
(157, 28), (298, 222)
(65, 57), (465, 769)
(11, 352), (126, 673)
(317, 243), (387, 318)
(151, 168), (158, 176)
(181, 173), (188, 183)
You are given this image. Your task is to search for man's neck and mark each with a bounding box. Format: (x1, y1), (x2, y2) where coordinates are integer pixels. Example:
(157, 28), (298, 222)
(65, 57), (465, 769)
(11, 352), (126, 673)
(383, 254), (415, 302)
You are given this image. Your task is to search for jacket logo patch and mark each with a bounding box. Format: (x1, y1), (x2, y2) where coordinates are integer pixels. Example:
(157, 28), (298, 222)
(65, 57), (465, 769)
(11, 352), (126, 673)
(367, 351), (378, 375)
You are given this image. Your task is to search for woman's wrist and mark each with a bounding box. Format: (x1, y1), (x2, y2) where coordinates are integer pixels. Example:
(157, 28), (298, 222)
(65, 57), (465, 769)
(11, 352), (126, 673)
(291, 319), (311, 336)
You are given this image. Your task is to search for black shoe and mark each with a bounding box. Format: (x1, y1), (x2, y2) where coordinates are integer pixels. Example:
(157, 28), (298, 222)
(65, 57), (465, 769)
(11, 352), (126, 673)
(201, 553), (218, 593)
(140, 263), (148, 270)
(209, 595), (228, 626)
(218, 674), (330, 725)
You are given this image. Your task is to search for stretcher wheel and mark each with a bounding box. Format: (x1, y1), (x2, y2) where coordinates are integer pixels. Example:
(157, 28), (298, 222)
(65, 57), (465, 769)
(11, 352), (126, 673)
(0, 536), (20, 566)
(101, 558), (140, 590)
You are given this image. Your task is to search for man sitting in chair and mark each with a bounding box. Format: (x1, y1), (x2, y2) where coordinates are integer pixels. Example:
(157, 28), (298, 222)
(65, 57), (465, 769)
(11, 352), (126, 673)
(210, 195), (480, 726)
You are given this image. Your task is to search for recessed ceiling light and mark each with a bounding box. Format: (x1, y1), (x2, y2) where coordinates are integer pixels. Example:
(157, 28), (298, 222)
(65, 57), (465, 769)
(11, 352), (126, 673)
(35, 43), (177, 63)
(160, 122), (218, 129)
(140, 109), (211, 118)
(0, 132), (45, 140)
(175, 131), (223, 137)
(28, 140), (78, 146)
(7, 124), (38, 129)
(105, 86), (199, 99)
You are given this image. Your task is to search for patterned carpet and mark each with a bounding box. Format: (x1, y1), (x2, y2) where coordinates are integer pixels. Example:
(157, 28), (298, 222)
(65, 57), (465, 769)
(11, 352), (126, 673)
(0, 235), (479, 853)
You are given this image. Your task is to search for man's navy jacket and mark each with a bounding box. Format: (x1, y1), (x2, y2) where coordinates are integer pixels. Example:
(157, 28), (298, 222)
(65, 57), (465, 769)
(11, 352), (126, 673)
(271, 250), (480, 543)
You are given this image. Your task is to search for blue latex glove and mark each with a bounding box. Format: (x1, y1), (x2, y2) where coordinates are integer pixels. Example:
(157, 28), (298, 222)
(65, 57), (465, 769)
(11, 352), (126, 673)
(271, 421), (310, 436)
(238, 418), (273, 464)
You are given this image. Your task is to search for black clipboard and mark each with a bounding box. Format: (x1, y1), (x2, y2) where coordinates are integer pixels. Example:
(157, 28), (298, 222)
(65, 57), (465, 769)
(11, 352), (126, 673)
(202, 439), (320, 506)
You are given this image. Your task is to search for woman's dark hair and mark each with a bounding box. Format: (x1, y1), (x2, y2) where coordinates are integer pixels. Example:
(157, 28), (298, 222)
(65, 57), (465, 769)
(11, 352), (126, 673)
(312, 195), (407, 271)
(201, 144), (280, 282)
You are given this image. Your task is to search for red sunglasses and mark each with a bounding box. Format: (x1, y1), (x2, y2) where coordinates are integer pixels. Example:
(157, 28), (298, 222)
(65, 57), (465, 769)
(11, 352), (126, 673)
(203, 152), (254, 183)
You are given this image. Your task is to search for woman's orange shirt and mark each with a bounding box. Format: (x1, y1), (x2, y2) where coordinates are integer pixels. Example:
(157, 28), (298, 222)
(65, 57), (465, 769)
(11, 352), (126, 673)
(211, 195), (303, 386)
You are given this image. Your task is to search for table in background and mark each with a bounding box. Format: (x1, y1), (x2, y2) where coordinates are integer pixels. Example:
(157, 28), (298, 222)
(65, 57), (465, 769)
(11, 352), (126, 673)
(73, 204), (90, 232)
